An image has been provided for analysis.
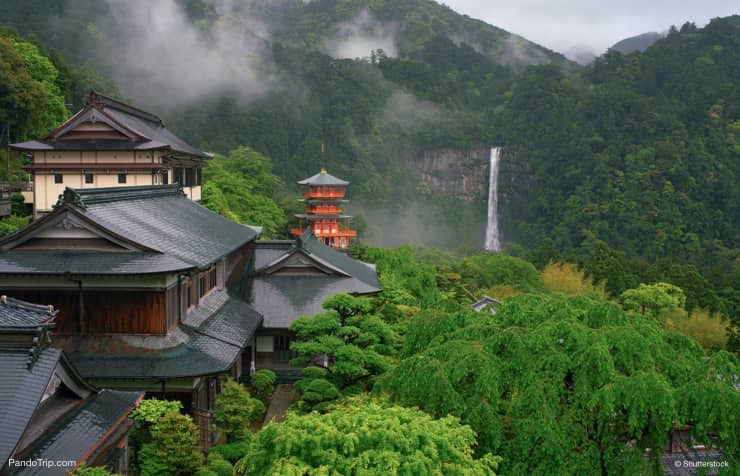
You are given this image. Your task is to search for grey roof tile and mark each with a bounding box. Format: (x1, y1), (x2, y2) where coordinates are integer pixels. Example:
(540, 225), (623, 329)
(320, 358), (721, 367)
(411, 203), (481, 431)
(248, 276), (379, 328)
(0, 251), (194, 275)
(9, 390), (142, 475)
(69, 292), (262, 379)
(0, 347), (61, 466)
(0, 297), (56, 328)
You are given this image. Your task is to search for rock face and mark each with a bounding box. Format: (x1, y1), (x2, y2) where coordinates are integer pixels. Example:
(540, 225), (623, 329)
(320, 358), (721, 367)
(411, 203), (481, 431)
(407, 145), (531, 246)
(409, 147), (490, 201)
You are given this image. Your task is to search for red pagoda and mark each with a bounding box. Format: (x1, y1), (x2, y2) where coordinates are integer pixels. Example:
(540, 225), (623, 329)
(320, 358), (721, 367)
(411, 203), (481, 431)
(291, 168), (357, 249)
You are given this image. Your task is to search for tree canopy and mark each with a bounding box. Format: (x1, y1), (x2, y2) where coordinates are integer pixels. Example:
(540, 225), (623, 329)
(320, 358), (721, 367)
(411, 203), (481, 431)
(234, 398), (501, 476)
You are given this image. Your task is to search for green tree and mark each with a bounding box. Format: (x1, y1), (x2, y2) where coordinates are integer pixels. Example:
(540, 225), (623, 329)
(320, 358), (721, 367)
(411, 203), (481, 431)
(620, 282), (686, 317)
(201, 146), (286, 237)
(138, 412), (204, 476)
(214, 378), (264, 442)
(376, 293), (739, 475)
(290, 293), (397, 389)
(234, 398), (501, 475)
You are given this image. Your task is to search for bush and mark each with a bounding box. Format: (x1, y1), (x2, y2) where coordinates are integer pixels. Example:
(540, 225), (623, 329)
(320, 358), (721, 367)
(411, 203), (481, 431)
(129, 399), (184, 474)
(138, 412), (203, 476)
(70, 464), (119, 476)
(209, 439), (251, 463)
(666, 308), (729, 352)
(297, 378), (341, 413)
(302, 365), (327, 380)
(193, 470), (218, 476)
(542, 261), (607, 300)
(250, 369), (276, 403)
(207, 458), (233, 476)
(214, 379), (264, 442)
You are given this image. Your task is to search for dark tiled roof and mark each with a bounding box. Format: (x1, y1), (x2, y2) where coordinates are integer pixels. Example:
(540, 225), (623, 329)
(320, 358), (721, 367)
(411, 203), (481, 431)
(248, 276), (380, 328)
(78, 186), (258, 269)
(9, 390), (142, 476)
(245, 231), (380, 328)
(0, 346), (61, 466)
(69, 292), (262, 379)
(11, 91), (209, 159)
(0, 297), (56, 328)
(0, 185), (258, 274)
(103, 107), (209, 159)
(300, 230), (379, 288)
(298, 170), (349, 186)
(0, 251), (194, 275)
(10, 139), (169, 152)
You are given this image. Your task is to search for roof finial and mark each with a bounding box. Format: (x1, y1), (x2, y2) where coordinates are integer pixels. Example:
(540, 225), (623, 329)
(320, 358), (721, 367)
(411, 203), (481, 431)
(1, 295), (6, 304)
(320, 167), (327, 174)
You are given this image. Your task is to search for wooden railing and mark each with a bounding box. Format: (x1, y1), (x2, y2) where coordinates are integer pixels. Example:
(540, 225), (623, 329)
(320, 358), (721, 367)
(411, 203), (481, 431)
(303, 190), (345, 199)
(291, 228), (357, 237)
(307, 206), (341, 215)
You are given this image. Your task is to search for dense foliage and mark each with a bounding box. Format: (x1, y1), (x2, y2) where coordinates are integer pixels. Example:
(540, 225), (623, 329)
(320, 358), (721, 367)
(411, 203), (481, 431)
(234, 398), (501, 475)
(290, 293), (397, 389)
(213, 379), (264, 442)
(138, 412), (204, 476)
(201, 146), (286, 237)
(375, 293), (739, 474)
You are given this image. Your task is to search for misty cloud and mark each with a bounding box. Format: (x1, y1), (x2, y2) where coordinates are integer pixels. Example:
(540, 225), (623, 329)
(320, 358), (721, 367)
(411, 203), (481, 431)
(322, 10), (399, 59)
(383, 90), (447, 131)
(501, 34), (550, 66)
(98, 0), (276, 109)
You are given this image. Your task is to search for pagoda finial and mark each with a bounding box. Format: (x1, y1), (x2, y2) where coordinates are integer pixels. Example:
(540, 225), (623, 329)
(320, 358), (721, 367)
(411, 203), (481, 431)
(320, 167), (327, 174)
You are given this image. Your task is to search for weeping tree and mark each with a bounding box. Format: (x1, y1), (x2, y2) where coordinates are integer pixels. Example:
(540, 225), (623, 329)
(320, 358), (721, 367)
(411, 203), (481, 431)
(375, 294), (739, 475)
(234, 398), (501, 475)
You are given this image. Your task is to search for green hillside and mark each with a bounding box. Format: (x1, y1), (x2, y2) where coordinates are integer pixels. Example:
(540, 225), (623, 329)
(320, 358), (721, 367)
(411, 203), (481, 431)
(0, 4), (737, 346)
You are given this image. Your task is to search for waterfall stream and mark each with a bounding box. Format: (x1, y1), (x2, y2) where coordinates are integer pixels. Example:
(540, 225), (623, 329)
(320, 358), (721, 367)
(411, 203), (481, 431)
(484, 146), (502, 252)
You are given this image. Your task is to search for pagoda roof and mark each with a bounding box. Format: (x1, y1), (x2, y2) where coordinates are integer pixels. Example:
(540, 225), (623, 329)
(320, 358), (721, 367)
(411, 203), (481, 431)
(0, 185), (259, 274)
(11, 91), (210, 160)
(241, 229), (380, 329)
(66, 289), (262, 379)
(297, 169), (349, 186)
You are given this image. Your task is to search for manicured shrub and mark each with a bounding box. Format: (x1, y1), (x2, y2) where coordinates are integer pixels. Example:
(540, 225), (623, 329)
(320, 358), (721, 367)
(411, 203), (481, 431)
(138, 412), (203, 476)
(250, 369), (276, 403)
(208, 457), (233, 476)
(209, 439), (251, 463)
(214, 379), (264, 441)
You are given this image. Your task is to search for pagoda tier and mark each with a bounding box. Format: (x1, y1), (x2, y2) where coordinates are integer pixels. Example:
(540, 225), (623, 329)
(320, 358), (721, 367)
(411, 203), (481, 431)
(292, 169), (357, 249)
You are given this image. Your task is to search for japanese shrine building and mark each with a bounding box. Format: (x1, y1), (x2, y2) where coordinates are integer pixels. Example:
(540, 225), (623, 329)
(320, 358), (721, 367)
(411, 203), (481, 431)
(0, 185), (262, 449)
(10, 91), (210, 217)
(0, 296), (142, 474)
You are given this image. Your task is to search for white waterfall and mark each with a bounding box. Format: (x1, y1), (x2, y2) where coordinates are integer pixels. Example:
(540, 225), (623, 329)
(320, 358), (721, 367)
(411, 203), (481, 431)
(484, 146), (502, 252)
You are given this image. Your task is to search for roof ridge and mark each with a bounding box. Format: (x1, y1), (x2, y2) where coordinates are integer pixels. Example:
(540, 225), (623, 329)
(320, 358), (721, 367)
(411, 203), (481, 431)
(56, 185), (185, 209)
(0, 295), (57, 318)
(89, 91), (163, 125)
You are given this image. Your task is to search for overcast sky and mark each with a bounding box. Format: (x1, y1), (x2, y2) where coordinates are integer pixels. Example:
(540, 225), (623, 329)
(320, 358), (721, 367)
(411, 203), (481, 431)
(439, 1), (738, 54)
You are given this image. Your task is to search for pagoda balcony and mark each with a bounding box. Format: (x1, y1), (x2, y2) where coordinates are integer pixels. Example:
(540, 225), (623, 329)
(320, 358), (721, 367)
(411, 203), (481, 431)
(307, 206), (342, 214)
(303, 190), (345, 199)
(291, 228), (357, 238)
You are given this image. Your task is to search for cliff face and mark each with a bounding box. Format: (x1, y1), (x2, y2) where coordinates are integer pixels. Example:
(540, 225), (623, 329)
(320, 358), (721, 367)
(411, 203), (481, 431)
(407, 146), (531, 246)
(409, 147), (490, 201)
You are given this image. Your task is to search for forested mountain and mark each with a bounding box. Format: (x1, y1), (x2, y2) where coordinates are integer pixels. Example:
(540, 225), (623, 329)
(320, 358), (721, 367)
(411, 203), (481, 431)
(0, 3), (738, 342)
(610, 31), (664, 54)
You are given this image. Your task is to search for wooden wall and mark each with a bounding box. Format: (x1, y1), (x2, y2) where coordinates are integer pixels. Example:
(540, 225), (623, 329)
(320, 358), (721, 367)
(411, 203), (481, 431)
(11, 289), (167, 335)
